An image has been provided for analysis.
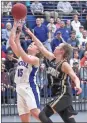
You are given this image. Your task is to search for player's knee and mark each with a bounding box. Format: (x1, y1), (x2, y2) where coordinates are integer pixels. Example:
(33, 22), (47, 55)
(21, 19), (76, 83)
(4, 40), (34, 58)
(42, 105), (54, 117)
(30, 108), (40, 118)
(20, 113), (30, 122)
(39, 110), (53, 123)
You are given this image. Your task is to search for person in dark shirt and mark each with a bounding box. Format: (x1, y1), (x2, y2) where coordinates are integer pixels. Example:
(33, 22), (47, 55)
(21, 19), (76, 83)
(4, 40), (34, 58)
(4, 49), (17, 71)
(25, 27), (82, 123)
(67, 31), (79, 50)
(21, 34), (32, 52)
(51, 31), (64, 52)
(54, 21), (71, 42)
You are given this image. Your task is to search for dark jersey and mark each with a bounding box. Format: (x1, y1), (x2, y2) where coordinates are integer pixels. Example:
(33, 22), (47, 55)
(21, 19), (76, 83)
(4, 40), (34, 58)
(44, 58), (72, 96)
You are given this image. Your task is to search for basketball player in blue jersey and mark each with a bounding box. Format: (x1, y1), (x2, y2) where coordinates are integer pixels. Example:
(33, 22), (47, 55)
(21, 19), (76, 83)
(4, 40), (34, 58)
(25, 27), (82, 123)
(9, 20), (41, 122)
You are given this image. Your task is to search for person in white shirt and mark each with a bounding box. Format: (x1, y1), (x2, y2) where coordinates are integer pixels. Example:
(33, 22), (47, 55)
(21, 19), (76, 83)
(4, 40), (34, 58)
(30, 1), (44, 15)
(47, 18), (56, 39)
(71, 14), (81, 35)
(57, 1), (73, 14)
(70, 50), (80, 68)
(79, 30), (87, 46)
(76, 25), (84, 40)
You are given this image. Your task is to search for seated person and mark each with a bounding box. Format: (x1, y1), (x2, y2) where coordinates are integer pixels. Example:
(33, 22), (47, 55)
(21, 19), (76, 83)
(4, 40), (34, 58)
(4, 47), (17, 71)
(67, 31), (79, 50)
(30, 1), (44, 16)
(51, 31), (64, 52)
(80, 51), (87, 67)
(80, 60), (87, 99)
(57, 1), (79, 15)
(70, 50), (80, 68)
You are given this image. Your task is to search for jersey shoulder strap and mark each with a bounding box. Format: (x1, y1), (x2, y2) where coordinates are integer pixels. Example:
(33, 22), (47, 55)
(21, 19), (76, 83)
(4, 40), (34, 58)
(56, 59), (67, 72)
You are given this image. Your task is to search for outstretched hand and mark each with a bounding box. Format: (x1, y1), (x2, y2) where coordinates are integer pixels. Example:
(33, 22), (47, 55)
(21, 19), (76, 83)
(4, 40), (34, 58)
(13, 19), (24, 31)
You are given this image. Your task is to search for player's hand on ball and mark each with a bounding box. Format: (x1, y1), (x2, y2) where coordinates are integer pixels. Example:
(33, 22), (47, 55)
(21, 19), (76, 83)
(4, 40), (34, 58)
(13, 19), (24, 30)
(75, 86), (82, 95)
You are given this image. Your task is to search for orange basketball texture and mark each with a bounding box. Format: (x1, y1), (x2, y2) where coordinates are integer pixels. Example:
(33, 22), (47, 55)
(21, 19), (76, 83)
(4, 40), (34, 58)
(11, 3), (27, 19)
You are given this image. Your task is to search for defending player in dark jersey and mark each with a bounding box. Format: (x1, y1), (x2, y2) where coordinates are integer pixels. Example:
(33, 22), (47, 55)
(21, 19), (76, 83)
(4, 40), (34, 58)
(25, 27), (82, 123)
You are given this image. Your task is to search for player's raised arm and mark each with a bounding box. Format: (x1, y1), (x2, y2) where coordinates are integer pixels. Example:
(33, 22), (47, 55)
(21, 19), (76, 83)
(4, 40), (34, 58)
(15, 31), (39, 66)
(9, 20), (20, 57)
(62, 62), (82, 95)
(25, 27), (55, 61)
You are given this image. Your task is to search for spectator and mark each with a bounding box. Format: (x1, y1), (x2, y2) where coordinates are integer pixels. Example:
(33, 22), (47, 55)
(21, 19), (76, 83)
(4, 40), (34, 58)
(34, 18), (52, 52)
(30, 1), (44, 16)
(81, 43), (87, 58)
(21, 34), (32, 52)
(51, 31), (64, 52)
(57, 1), (79, 15)
(80, 60), (87, 99)
(9, 66), (17, 86)
(4, 48), (17, 71)
(25, 1), (30, 7)
(55, 18), (61, 29)
(5, 22), (12, 49)
(1, 62), (10, 103)
(1, 41), (6, 59)
(54, 21), (71, 42)
(1, 51), (6, 59)
(1, 23), (7, 44)
(70, 50), (80, 68)
(79, 30), (87, 59)
(1, 41), (6, 53)
(1, 1), (12, 15)
(67, 31), (79, 50)
(71, 14), (81, 35)
(71, 61), (80, 96)
(80, 51), (87, 67)
(65, 19), (72, 32)
(37, 62), (48, 89)
(1, 58), (6, 65)
(77, 25), (84, 40)
(41, 18), (45, 25)
(47, 18), (56, 39)
(79, 30), (87, 46)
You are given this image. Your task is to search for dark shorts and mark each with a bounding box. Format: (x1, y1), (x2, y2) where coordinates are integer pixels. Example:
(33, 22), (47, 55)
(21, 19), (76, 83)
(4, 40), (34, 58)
(48, 94), (72, 112)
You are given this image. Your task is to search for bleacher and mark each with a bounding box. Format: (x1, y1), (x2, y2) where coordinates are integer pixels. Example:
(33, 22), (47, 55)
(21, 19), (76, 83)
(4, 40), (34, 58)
(1, 1), (87, 29)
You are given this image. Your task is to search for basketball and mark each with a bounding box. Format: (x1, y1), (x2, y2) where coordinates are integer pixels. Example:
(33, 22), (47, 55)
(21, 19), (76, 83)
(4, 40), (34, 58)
(11, 3), (27, 20)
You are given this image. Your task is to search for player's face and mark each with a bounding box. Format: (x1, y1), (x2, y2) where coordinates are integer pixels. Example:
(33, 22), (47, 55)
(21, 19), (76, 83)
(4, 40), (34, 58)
(27, 42), (39, 54)
(54, 43), (64, 57)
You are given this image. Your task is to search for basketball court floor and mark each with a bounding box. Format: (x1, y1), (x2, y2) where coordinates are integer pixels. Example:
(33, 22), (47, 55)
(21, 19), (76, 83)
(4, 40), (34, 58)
(2, 112), (87, 123)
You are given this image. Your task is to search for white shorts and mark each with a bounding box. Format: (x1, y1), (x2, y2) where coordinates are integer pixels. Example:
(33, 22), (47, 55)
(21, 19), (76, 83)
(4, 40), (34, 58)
(16, 84), (40, 116)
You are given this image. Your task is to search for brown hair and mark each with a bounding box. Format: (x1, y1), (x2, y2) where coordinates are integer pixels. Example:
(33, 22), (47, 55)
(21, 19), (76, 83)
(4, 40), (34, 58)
(61, 43), (73, 60)
(36, 52), (43, 59)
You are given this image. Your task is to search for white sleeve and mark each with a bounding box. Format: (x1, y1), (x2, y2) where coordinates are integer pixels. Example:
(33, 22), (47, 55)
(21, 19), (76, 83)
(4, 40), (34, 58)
(68, 2), (73, 12)
(57, 2), (63, 10)
(70, 59), (73, 67)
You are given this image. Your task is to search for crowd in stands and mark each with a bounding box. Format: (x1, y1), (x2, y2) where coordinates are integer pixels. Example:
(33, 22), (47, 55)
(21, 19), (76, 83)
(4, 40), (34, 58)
(1, 1), (87, 103)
